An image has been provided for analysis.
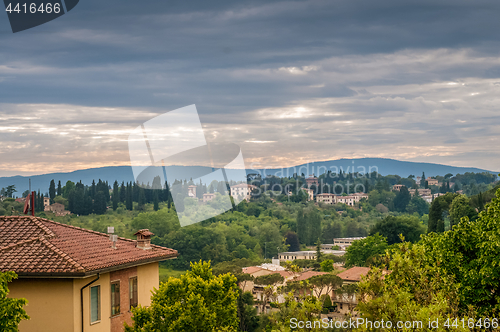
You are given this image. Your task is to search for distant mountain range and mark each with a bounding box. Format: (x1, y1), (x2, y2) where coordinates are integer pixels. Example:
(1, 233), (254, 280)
(1, 158), (497, 194)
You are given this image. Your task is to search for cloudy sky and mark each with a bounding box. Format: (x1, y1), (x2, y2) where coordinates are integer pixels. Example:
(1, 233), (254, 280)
(1, 0), (499, 176)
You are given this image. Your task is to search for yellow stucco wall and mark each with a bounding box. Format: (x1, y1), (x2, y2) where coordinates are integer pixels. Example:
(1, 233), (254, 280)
(8, 262), (161, 332)
(9, 278), (75, 332)
(137, 262), (159, 307)
(73, 273), (111, 332)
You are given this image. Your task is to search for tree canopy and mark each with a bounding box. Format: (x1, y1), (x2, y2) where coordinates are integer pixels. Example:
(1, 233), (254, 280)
(125, 261), (238, 332)
(358, 187), (500, 323)
(369, 215), (425, 245)
(344, 234), (389, 267)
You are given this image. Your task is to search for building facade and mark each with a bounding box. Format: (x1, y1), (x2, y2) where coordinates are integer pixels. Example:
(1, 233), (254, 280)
(1, 216), (178, 332)
(230, 183), (258, 201)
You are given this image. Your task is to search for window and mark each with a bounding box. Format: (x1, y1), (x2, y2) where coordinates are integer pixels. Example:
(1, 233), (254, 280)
(111, 281), (120, 316)
(90, 285), (100, 323)
(129, 277), (138, 309)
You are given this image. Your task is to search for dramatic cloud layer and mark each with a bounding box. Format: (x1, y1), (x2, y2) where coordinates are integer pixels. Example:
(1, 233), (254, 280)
(1, 0), (499, 175)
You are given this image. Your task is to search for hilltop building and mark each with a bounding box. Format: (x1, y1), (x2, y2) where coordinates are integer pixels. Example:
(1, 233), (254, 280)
(230, 183), (258, 202)
(44, 202), (71, 216)
(333, 237), (366, 250)
(426, 177), (439, 186)
(392, 184), (405, 191)
(278, 249), (345, 261)
(187, 185), (197, 198)
(316, 193), (368, 206)
(305, 175), (319, 187)
(409, 188), (431, 196)
(202, 193), (216, 203)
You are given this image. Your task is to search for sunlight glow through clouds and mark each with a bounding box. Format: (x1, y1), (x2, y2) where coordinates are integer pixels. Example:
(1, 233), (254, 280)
(2, 46), (500, 172)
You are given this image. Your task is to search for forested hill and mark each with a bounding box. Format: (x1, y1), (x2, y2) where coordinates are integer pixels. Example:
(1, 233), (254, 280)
(1, 158), (497, 193)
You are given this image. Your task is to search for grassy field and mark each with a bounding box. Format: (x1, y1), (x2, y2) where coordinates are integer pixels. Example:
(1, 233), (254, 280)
(159, 266), (187, 283)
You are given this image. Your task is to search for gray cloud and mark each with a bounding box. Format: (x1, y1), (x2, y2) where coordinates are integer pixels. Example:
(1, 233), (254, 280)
(1, 0), (500, 175)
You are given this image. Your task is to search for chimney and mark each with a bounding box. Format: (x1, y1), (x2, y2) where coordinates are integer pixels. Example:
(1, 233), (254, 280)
(111, 235), (118, 249)
(134, 229), (154, 250)
(107, 226), (115, 241)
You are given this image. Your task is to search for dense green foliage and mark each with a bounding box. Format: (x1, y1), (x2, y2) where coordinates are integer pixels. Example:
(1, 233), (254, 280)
(0, 272), (29, 332)
(369, 215), (425, 245)
(344, 234), (389, 267)
(427, 192), (459, 233)
(125, 261), (238, 332)
(449, 194), (477, 228)
(358, 187), (500, 328)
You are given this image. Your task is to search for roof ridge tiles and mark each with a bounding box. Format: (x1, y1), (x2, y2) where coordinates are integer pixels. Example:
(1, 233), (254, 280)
(37, 217), (137, 242)
(0, 236), (40, 251)
(37, 216), (170, 251)
(38, 237), (85, 272)
(29, 216), (56, 238)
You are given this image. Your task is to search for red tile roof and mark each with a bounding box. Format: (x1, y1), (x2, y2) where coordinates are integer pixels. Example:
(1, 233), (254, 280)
(242, 266), (264, 275)
(276, 270), (295, 279)
(0, 216), (178, 277)
(295, 271), (328, 281)
(336, 266), (370, 282)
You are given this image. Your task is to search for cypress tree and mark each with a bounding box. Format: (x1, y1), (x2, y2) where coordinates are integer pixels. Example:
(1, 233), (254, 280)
(153, 190), (159, 211)
(217, 181), (226, 195)
(112, 181), (119, 211)
(94, 191), (107, 214)
(174, 193), (184, 212)
(364, 179), (370, 193)
(120, 182), (126, 203)
(126, 182), (133, 210)
(39, 191), (44, 212)
(133, 182), (139, 202)
(49, 180), (56, 204)
(296, 208), (308, 245)
(308, 209), (321, 245)
(315, 238), (322, 262)
(84, 194), (93, 215)
(138, 188), (146, 210)
(57, 180), (62, 196)
(478, 192), (485, 211)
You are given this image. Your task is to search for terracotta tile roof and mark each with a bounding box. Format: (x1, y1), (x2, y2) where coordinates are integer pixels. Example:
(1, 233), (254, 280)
(0, 216), (178, 276)
(336, 266), (370, 282)
(276, 270), (295, 279)
(242, 266), (264, 275)
(295, 271), (328, 281)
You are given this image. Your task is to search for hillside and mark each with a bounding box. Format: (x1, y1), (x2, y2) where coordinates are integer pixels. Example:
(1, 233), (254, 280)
(1, 158), (496, 193)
